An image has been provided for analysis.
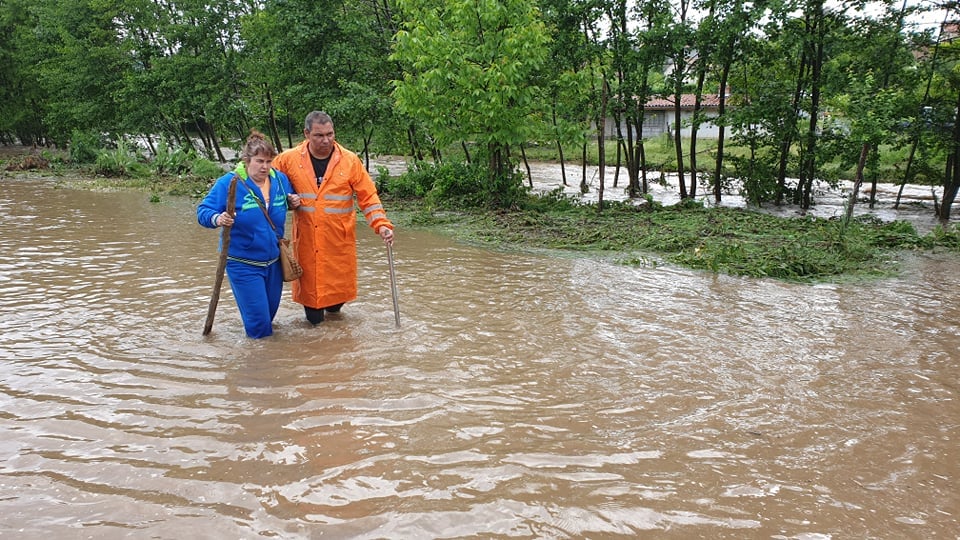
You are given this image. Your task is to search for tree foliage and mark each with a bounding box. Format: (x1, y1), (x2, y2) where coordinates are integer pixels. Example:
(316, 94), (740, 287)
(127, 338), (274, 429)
(0, 0), (956, 214)
(391, 0), (555, 184)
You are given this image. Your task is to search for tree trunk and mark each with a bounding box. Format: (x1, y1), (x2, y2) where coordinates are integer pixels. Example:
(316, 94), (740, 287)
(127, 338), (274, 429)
(265, 85), (283, 153)
(632, 74), (650, 197)
(406, 125), (424, 162)
(624, 106), (640, 198)
(713, 65), (730, 203)
(206, 121), (225, 163)
(943, 175), (958, 222)
(673, 81), (687, 199)
(580, 143), (588, 194)
(551, 106), (568, 187)
(195, 118), (214, 161)
(144, 134), (157, 157)
(897, 9), (946, 209)
(639, 139), (648, 194)
(777, 55), (807, 206)
(843, 143), (870, 226)
(614, 137), (622, 188)
(689, 60), (708, 200)
(180, 125), (197, 154)
(520, 143), (533, 188)
(362, 125), (374, 170)
(597, 77), (608, 212)
(942, 90), (960, 221)
(799, 4), (825, 211)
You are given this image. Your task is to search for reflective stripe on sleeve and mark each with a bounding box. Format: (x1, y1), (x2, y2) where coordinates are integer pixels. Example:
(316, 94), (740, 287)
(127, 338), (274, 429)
(361, 203), (384, 215)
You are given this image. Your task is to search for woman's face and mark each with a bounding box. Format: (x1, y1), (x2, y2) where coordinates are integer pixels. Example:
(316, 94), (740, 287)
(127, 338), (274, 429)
(246, 153), (273, 183)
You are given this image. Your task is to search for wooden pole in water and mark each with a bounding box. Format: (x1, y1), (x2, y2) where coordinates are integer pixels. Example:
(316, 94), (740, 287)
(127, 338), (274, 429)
(202, 176), (238, 336)
(387, 243), (400, 327)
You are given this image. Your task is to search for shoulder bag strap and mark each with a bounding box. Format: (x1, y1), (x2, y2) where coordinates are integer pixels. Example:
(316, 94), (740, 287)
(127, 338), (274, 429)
(240, 177), (281, 240)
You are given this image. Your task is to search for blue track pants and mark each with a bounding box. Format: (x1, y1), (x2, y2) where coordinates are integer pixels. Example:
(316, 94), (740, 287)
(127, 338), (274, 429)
(226, 259), (283, 339)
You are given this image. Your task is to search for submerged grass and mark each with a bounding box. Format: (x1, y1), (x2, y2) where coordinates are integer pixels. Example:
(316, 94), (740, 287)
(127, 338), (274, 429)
(385, 195), (959, 282)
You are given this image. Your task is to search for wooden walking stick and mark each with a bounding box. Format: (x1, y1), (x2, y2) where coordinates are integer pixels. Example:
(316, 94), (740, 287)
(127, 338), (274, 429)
(387, 243), (401, 327)
(202, 176), (239, 336)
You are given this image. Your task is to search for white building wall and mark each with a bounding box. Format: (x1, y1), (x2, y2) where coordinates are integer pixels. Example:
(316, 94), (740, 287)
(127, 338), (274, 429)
(600, 110), (723, 140)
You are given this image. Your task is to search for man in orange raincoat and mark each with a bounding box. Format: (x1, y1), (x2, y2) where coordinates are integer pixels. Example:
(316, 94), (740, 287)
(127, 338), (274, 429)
(273, 111), (395, 324)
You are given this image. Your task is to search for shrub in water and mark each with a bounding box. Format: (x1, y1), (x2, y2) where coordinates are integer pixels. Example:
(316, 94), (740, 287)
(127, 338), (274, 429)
(69, 131), (103, 165)
(151, 141), (194, 175)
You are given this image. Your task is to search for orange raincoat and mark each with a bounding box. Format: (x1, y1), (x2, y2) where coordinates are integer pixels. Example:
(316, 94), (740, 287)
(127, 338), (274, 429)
(273, 140), (393, 310)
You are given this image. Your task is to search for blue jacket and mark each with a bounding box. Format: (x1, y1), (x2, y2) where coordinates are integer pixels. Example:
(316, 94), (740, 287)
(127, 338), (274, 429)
(197, 168), (294, 263)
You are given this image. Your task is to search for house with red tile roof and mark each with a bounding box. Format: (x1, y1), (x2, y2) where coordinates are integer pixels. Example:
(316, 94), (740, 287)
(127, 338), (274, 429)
(599, 92), (727, 140)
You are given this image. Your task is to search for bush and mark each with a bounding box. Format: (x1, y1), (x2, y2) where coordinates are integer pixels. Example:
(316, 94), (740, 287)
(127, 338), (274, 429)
(385, 162), (481, 205)
(151, 141), (194, 175)
(385, 164), (432, 198)
(94, 141), (147, 177)
(920, 223), (960, 250)
(422, 162), (489, 208)
(69, 130), (103, 164)
(387, 160), (531, 209)
(375, 165), (391, 193)
(189, 157), (226, 178)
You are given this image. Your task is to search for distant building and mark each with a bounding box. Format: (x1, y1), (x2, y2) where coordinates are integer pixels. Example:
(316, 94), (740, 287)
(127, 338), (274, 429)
(599, 92), (728, 140)
(941, 21), (960, 41)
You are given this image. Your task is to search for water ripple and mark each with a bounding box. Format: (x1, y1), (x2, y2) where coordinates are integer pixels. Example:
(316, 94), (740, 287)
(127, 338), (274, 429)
(0, 177), (958, 538)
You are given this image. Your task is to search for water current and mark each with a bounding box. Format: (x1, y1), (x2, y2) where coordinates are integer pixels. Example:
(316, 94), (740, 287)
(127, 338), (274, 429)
(0, 173), (957, 539)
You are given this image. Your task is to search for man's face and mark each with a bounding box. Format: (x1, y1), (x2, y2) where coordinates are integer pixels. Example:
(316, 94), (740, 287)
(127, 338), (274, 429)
(305, 122), (336, 158)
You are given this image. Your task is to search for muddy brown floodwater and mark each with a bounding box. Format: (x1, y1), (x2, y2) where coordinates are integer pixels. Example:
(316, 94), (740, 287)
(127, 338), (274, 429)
(0, 171), (957, 539)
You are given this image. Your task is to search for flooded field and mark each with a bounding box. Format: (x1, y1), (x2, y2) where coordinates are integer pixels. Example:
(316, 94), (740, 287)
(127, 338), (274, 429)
(0, 168), (957, 539)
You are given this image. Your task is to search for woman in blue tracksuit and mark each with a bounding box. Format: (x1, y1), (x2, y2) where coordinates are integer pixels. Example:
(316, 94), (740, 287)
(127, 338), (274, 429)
(197, 130), (301, 338)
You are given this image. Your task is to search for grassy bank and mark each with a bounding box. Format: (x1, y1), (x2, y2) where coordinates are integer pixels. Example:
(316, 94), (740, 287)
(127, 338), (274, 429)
(384, 195), (960, 282)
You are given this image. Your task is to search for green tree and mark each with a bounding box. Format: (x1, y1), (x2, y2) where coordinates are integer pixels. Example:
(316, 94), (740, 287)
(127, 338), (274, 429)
(391, 0), (554, 204)
(259, 0), (406, 158)
(700, 0), (764, 204)
(827, 4), (920, 215)
(313, 0), (409, 161)
(926, 34), (960, 221)
(725, 1), (846, 208)
(0, 0), (47, 145)
(578, 0), (681, 207)
(725, 28), (800, 207)
(112, 0), (182, 153)
(32, 0), (131, 144)
(539, 0), (598, 189)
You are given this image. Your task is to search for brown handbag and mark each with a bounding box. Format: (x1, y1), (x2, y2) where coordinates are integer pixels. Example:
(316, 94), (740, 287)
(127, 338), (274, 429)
(277, 237), (303, 282)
